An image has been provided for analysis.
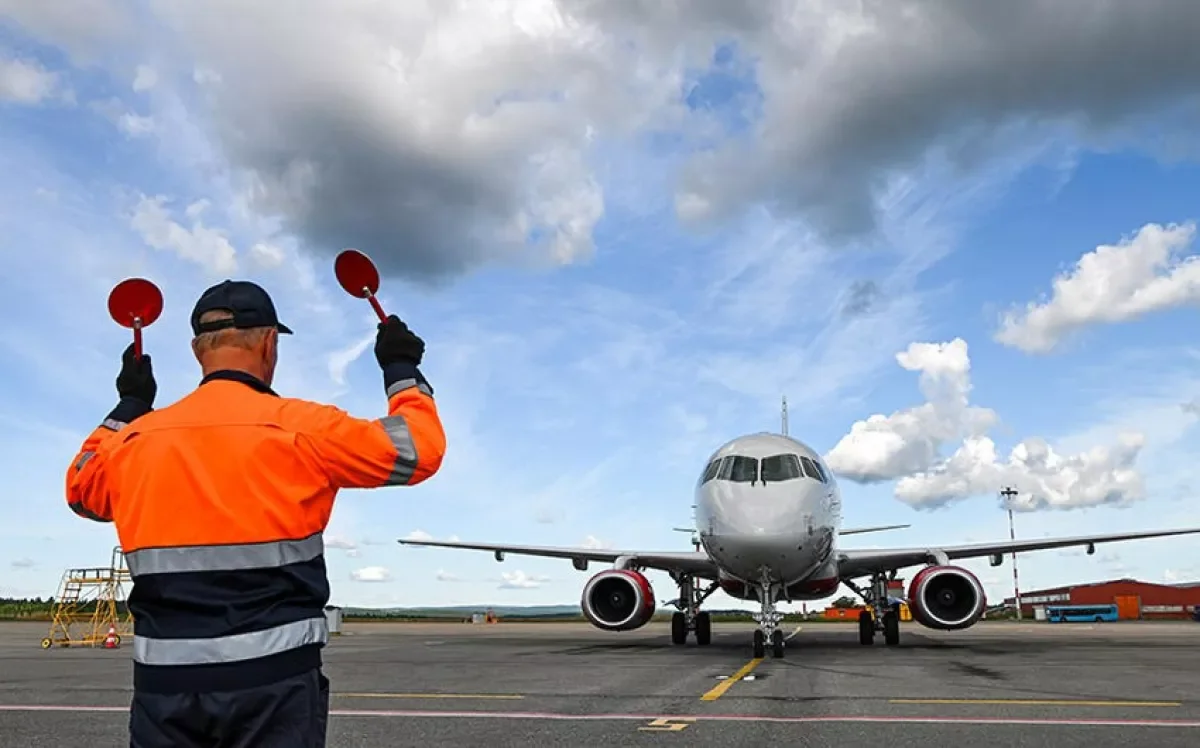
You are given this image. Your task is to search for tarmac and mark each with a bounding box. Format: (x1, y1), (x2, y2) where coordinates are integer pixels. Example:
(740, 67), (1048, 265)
(0, 619), (1198, 746)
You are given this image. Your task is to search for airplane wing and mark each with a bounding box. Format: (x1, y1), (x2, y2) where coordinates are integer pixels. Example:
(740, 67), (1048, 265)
(396, 538), (719, 578)
(840, 524), (910, 536)
(837, 526), (1200, 580)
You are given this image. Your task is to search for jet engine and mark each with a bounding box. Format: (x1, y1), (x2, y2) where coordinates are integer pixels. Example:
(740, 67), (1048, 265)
(907, 565), (986, 630)
(581, 569), (657, 631)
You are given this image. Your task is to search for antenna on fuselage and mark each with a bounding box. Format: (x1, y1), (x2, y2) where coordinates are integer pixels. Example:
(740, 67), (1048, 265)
(781, 395), (789, 437)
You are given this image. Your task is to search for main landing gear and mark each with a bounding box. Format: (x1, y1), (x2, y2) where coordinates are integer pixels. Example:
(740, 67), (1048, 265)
(752, 569), (786, 659)
(845, 572), (901, 647)
(669, 574), (717, 646)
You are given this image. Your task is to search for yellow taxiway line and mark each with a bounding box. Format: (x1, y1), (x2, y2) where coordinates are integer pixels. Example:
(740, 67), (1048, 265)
(701, 659), (764, 701)
(338, 692), (525, 700)
(890, 699), (1180, 708)
(699, 624), (802, 702)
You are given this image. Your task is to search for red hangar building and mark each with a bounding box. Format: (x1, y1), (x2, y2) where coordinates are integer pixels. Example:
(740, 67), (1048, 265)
(1003, 578), (1200, 620)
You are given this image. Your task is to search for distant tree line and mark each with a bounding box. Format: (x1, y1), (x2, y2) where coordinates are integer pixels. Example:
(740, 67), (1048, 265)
(0, 597), (55, 620)
(0, 597), (130, 621)
(1, 598), (837, 624)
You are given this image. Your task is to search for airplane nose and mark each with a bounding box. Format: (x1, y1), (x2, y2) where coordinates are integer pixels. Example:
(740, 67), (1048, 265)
(720, 483), (824, 536)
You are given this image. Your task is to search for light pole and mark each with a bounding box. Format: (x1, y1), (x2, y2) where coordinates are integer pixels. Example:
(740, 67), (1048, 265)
(1000, 486), (1021, 620)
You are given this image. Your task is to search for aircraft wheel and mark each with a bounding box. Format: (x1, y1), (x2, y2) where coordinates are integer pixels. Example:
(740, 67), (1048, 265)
(40, 638), (52, 650)
(695, 612), (712, 646)
(753, 629), (765, 659)
(671, 612), (687, 645)
(771, 629), (785, 658)
(858, 610), (874, 645)
(883, 611), (900, 646)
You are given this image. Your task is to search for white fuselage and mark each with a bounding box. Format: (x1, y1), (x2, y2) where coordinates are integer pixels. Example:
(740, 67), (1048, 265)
(693, 432), (843, 599)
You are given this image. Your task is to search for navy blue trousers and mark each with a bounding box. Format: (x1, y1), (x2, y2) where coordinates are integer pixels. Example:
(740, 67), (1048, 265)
(129, 668), (329, 747)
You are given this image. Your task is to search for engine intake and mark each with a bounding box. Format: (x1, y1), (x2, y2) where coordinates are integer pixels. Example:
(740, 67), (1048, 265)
(581, 569), (656, 631)
(907, 565), (986, 630)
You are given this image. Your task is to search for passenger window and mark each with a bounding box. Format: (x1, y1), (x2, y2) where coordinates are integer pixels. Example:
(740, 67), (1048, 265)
(761, 454), (803, 482)
(723, 455), (758, 483)
(799, 456), (823, 482)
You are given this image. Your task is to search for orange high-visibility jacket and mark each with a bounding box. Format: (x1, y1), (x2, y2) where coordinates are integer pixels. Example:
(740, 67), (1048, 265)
(65, 368), (446, 693)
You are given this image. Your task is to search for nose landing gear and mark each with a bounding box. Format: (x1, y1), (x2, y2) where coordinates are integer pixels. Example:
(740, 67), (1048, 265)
(752, 568), (787, 658)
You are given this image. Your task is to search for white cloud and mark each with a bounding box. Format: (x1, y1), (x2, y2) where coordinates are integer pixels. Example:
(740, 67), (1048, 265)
(129, 195), (238, 275)
(826, 338), (1146, 511)
(6, 1), (1200, 279)
(351, 566), (392, 583)
(1164, 567), (1200, 584)
(0, 1), (135, 62)
(117, 112), (156, 138)
(436, 569), (462, 582)
(894, 433), (1145, 512)
(499, 570), (549, 590)
(250, 242), (285, 269)
(0, 56), (65, 104)
(132, 64), (157, 92)
(996, 222), (1200, 353)
(825, 339), (996, 481)
(581, 535), (609, 549)
(92, 0), (686, 284)
(325, 535), (358, 551)
(327, 331), (376, 388)
(10, 558), (35, 569)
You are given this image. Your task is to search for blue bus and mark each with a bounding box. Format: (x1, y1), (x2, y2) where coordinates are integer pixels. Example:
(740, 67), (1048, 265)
(1045, 604), (1118, 623)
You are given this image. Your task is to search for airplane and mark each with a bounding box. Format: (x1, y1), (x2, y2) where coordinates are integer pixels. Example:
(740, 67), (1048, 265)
(398, 397), (1200, 659)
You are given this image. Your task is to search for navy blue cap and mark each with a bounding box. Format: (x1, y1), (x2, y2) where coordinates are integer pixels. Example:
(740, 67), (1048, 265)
(190, 280), (293, 336)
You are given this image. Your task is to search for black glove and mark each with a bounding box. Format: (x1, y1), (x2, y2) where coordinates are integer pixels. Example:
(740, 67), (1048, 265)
(374, 315), (425, 368)
(116, 343), (157, 407)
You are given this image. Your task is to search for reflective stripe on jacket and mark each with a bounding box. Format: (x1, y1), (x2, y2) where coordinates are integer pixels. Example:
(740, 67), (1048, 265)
(64, 368), (446, 693)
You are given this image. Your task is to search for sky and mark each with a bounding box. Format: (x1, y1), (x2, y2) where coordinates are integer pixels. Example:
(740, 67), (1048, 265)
(3, 1), (1200, 613)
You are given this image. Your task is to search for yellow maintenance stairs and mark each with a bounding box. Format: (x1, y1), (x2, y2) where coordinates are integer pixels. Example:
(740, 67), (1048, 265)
(40, 546), (134, 649)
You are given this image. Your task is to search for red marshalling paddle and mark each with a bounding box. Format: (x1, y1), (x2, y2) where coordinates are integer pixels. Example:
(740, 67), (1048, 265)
(334, 248), (387, 322)
(107, 278), (164, 359)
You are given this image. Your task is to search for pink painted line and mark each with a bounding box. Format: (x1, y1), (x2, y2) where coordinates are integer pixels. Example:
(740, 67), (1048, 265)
(0, 705), (1198, 728)
(0, 706), (127, 713)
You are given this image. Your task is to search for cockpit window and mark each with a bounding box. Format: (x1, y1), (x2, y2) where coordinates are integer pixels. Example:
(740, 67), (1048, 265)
(760, 454), (803, 482)
(811, 458), (831, 483)
(700, 459), (721, 484)
(717, 455), (758, 483)
(799, 456), (824, 482)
